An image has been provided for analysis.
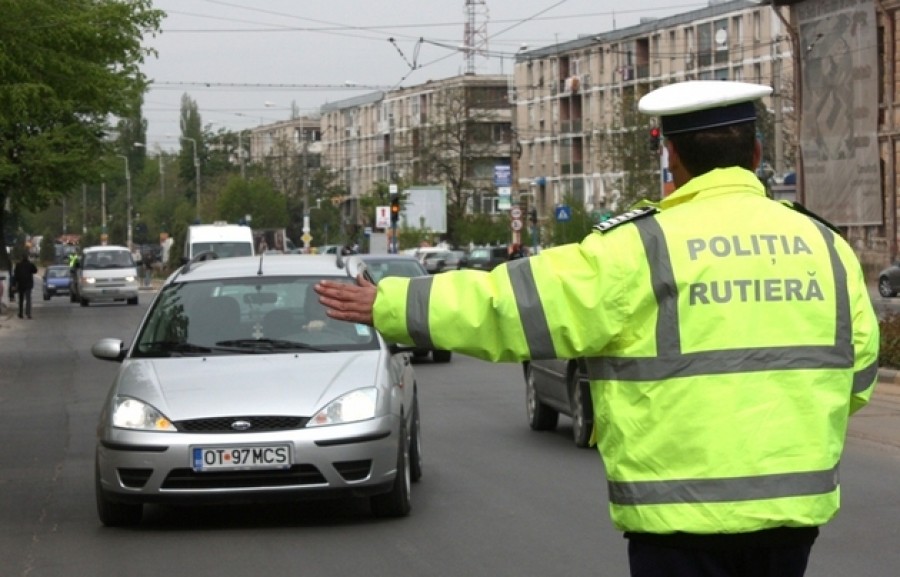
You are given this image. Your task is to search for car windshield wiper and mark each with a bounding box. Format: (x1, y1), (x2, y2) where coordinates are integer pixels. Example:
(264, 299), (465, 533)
(214, 338), (329, 353)
(138, 340), (214, 356)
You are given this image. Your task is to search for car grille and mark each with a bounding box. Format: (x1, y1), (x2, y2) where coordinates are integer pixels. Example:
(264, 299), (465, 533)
(161, 465), (326, 489)
(175, 416), (309, 433)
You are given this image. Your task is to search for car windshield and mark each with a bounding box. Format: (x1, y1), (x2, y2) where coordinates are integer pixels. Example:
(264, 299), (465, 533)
(83, 250), (134, 269)
(469, 248), (490, 260)
(132, 275), (378, 357)
(192, 242), (253, 258)
(48, 267), (69, 278)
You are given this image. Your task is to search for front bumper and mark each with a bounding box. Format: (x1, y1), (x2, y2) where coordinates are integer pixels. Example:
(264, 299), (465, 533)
(96, 414), (401, 505)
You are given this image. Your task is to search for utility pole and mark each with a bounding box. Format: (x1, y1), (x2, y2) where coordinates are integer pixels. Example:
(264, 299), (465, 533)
(773, 35), (785, 177)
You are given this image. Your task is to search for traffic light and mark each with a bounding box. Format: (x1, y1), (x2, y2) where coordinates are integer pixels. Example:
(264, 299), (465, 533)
(390, 194), (400, 224)
(529, 207), (537, 225)
(649, 127), (661, 152)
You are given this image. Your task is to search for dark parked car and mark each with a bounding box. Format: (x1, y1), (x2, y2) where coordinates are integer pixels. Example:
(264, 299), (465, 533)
(460, 245), (508, 271)
(878, 262), (900, 297)
(42, 265), (72, 300)
(421, 250), (464, 274)
(361, 254), (452, 363)
(522, 359), (593, 448)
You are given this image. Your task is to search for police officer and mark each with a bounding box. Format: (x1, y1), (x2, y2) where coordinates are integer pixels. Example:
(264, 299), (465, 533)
(314, 81), (879, 577)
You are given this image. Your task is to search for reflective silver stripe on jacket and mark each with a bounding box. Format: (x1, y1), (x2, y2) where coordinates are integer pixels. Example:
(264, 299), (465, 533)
(406, 276), (435, 350)
(508, 258), (556, 358)
(582, 216), (855, 382)
(608, 464), (839, 505)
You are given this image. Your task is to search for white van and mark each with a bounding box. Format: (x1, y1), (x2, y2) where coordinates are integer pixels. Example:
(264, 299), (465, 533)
(70, 245), (140, 306)
(183, 222), (254, 263)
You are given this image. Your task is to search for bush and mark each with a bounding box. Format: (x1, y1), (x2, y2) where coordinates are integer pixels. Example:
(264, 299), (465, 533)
(879, 313), (900, 369)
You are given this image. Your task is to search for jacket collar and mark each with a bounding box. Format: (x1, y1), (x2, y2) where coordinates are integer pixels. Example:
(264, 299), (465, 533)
(659, 167), (766, 210)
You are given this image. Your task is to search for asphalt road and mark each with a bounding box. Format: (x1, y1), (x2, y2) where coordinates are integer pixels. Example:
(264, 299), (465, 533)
(0, 290), (898, 576)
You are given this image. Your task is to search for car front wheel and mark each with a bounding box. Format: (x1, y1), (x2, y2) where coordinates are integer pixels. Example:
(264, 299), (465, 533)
(525, 364), (559, 431)
(370, 421), (412, 518)
(569, 375), (594, 448)
(879, 276), (896, 298)
(95, 465), (142, 527)
(409, 395), (423, 483)
(431, 349), (452, 363)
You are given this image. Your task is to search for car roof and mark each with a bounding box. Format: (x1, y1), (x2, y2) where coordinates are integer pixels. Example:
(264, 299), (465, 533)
(165, 254), (352, 285)
(361, 254), (421, 262)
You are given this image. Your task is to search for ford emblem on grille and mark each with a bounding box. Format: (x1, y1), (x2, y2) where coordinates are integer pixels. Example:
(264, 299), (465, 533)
(231, 420), (252, 431)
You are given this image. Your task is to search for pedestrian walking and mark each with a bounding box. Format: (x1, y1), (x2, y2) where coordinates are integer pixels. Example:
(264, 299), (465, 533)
(13, 253), (38, 319)
(314, 81), (880, 577)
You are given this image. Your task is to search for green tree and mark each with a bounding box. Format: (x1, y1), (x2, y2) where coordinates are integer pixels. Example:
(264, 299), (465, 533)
(217, 176), (287, 228)
(0, 0), (163, 271)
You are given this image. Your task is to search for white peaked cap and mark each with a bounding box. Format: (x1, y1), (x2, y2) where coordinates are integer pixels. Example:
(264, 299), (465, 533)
(638, 81), (773, 135)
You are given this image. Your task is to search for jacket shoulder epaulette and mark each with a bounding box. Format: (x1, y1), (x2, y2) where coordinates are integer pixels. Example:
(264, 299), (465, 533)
(780, 201), (842, 234)
(593, 206), (659, 234)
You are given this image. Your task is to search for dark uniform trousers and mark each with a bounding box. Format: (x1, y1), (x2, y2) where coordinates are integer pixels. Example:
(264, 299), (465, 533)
(627, 527), (817, 577)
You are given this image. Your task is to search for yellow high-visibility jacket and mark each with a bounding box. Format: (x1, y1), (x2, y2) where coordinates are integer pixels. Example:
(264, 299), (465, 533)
(373, 167), (879, 534)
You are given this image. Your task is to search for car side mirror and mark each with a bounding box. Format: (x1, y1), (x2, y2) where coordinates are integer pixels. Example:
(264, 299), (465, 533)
(91, 338), (128, 363)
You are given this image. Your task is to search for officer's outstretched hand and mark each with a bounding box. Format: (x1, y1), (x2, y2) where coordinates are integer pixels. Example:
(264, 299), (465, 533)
(315, 275), (377, 326)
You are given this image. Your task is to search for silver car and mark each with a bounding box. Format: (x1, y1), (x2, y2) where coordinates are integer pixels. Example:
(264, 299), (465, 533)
(92, 254), (422, 526)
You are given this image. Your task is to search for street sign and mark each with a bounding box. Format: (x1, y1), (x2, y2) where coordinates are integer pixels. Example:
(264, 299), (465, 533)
(376, 206), (390, 228)
(510, 206), (523, 219)
(301, 233), (312, 246)
(555, 205), (572, 222)
(510, 219), (523, 231)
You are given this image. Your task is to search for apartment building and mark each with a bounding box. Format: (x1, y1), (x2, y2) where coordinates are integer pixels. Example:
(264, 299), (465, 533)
(512, 0), (792, 223)
(248, 116), (324, 196)
(320, 74), (513, 221)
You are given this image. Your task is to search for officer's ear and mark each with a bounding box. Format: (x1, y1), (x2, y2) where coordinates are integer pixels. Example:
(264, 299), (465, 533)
(752, 137), (762, 171)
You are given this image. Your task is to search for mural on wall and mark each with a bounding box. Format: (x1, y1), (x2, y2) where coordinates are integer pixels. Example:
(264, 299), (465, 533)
(798, 0), (881, 226)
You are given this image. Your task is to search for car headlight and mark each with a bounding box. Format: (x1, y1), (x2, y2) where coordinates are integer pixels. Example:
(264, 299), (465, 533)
(83, 277), (96, 285)
(308, 388), (377, 427)
(125, 275), (136, 282)
(111, 397), (176, 431)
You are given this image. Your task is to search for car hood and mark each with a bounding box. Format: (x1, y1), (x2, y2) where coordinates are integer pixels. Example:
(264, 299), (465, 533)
(113, 351), (383, 420)
(46, 277), (71, 286)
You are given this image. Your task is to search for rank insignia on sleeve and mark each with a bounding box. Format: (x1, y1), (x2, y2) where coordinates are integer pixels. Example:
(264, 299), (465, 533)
(593, 206), (658, 233)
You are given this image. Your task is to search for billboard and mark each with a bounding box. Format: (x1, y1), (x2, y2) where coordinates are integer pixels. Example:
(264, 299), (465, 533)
(402, 186), (447, 233)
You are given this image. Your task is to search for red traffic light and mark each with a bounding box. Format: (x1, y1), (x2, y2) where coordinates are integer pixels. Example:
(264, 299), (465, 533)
(649, 127), (661, 152)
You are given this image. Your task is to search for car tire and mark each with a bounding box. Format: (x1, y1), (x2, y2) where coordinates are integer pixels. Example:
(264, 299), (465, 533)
(409, 394), (423, 483)
(70, 291), (77, 303)
(371, 420), (412, 518)
(95, 465), (142, 527)
(43, 291), (50, 301)
(127, 296), (139, 305)
(879, 276), (896, 298)
(525, 363), (559, 431)
(569, 373), (594, 448)
(80, 297), (89, 307)
(431, 349), (452, 363)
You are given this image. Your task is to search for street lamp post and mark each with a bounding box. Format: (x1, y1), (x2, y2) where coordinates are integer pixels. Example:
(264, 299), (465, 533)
(116, 154), (133, 251)
(179, 136), (200, 222)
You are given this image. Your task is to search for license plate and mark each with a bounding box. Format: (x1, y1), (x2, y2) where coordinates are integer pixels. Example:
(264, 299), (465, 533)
(191, 445), (291, 472)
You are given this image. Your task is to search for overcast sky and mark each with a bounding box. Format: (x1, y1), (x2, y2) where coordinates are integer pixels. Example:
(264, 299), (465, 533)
(140, 0), (710, 149)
